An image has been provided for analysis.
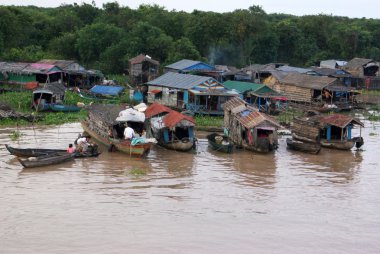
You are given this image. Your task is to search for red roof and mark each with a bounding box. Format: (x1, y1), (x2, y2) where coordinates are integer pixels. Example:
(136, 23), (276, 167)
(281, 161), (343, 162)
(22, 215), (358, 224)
(163, 110), (195, 128)
(145, 102), (172, 118)
(319, 114), (363, 128)
(129, 54), (160, 66)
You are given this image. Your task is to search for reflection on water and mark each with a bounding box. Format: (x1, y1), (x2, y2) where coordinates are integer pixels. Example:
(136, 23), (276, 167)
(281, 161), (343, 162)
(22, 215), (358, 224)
(0, 121), (380, 254)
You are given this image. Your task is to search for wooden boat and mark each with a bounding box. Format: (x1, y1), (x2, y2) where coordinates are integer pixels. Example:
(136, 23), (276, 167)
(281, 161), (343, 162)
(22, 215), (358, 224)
(81, 119), (152, 157)
(286, 138), (321, 154)
(207, 133), (233, 153)
(18, 152), (75, 168)
(49, 104), (81, 112)
(320, 139), (355, 150)
(5, 144), (100, 158)
(5, 144), (66, 157)
(158, 138), (194, 152)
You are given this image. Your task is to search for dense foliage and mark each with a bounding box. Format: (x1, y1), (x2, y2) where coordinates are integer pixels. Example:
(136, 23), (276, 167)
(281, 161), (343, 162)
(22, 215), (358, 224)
(1, 3), (380, 73)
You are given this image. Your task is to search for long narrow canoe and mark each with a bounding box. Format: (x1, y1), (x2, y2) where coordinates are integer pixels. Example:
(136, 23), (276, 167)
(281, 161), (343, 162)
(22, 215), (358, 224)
(286, 138), (321, 154)
(5, 144), (101, 158)
(18, 152), (75, 168)
(207, 133), (233, 153)
(49, 104), (81, 112)
(5, 144), (66, 157)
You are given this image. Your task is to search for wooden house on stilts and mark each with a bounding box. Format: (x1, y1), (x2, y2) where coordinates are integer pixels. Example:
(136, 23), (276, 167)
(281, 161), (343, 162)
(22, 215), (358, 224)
(223, 97), (282, 153)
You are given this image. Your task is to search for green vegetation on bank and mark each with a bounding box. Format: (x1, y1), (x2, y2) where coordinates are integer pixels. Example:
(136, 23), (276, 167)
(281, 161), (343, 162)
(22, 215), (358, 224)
(0, 90), (89, 126)
(195, 115), (224, 127)
(1, 4), (380, 74)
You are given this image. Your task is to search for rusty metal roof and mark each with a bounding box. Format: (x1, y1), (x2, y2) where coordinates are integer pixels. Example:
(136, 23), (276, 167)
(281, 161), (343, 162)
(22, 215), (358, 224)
(163, 110), (195, 129)
(318, 114), (364, 128)
(239, 111), (281, 129)
(129, 54), (159, 66)
(145, 102), (172, 118)
(222, 96), (258, 113)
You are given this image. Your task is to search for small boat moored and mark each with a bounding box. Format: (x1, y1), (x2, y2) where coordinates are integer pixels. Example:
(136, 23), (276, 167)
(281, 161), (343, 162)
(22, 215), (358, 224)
(286, 138), (321, 154)
(18, 152), (75, 168)
(5, 144), (101, 158)
(207, 133), (233, 153)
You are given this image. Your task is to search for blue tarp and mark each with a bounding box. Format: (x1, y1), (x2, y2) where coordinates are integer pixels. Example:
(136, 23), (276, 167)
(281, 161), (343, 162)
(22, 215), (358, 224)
(90, 85), (124, 96)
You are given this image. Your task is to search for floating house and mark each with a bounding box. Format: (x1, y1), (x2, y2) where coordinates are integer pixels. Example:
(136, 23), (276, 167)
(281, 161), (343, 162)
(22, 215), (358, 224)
(223, 97), (281, 153)
(343, 58), (379, 77)
(223, 80), (287, 113)
(145, 103), (196, 151)
(32, 82), (66, 111)
(311, 67), (352, 86)
(38, 59), (103, 88)
(265, 72), (337, 103)
(128, 54), (160, 85)
(292, 114), (364, 150)
(0, 62), (63, 89)
(146, 72), (239, 115)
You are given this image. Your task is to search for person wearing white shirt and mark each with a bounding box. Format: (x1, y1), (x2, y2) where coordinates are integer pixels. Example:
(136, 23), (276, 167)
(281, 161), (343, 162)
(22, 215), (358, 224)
(124, 124), (135, 140)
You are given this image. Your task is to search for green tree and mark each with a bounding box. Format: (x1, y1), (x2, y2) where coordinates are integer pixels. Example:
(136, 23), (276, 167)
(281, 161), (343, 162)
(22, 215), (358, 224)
(75, 23), (124, 65)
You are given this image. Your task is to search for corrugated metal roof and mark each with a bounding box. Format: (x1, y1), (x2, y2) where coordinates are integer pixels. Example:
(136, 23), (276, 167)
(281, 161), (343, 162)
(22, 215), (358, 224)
(38, 59), (77, 70)
(129, 54), (159, 66)
(163, 110), (195, 128)
(0, 62), (30, 73)
(280, 73), (337, 90)
(145, 102), (172, 118)
(319, 60), (347, 69)
(223, 80), (264, 93)
(165, 59), (202, 70)
(311, 67), (351, 77)
(277, 65), (313, 74)
(222, 96), (258, 113)
(22, 63), (61, 74)
(239, 111), (281, 129)
(146, 72), (214, 89)
(318, 114), (363, 128)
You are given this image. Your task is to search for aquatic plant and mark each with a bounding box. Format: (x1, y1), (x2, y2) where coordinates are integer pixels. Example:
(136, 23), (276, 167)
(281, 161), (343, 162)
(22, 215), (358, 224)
(195, 115), (224, 127)
(9, 130), (22, 141)
(369, 132), (378, 136)
(129, 168), (147, 176)
(368, 114), (380, 121)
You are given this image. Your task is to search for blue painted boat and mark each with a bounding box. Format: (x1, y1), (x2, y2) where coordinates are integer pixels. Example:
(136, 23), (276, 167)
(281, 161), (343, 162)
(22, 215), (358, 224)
(49, 104), (81, 112)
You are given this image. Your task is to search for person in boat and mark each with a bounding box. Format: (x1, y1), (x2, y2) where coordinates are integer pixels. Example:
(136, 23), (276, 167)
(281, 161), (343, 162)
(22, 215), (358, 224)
(67, 144), (75, 153)
(123, 123), (135, 140)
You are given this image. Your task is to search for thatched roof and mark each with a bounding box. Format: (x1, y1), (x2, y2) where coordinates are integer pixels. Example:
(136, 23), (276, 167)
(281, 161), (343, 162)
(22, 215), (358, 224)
(280, 73), (337, 90)
(344, 58), (375, 69)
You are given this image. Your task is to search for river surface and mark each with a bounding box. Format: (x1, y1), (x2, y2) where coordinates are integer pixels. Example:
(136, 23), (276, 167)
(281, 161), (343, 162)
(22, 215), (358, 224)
(0, 120), (379, 254)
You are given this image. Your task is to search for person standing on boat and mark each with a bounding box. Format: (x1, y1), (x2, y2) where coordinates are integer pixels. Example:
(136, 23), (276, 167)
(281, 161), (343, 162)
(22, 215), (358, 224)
(124, 123), (135, 140)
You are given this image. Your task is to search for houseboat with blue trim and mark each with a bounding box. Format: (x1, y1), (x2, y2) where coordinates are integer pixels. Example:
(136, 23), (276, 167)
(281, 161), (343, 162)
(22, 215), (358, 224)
(145, 72), (238, 115)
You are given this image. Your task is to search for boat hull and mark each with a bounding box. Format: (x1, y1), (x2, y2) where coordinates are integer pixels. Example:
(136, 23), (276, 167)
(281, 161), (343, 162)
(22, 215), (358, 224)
(320, 139), (355, 150)
(286, 138), (321, 154)
(207, 133), (233, 153)
(18, 153), (75, 168)
(292, 133), (356, 150)
(49, 104), (81, 112)
(81, 120), (151, 157)
(5, 144), (66, 157)
(159, 140), (194, 152)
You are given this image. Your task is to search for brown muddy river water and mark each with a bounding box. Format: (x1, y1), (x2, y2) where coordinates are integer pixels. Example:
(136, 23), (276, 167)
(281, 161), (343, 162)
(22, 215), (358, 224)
(0, 120), (379, 254)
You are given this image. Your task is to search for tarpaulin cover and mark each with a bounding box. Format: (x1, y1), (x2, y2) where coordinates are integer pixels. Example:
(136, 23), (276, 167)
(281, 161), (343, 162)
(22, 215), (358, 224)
(90, 85), (124, 96)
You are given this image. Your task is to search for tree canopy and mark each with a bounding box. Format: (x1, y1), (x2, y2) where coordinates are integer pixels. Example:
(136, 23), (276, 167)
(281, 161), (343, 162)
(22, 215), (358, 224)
(0, 3), (379, 74)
